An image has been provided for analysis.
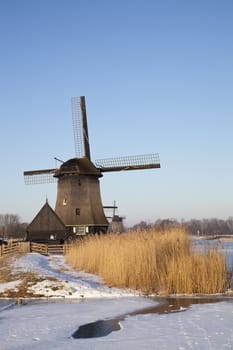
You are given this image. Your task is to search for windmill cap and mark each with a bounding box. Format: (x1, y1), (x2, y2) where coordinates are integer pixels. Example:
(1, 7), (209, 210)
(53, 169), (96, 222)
(54, 157), (102, 177)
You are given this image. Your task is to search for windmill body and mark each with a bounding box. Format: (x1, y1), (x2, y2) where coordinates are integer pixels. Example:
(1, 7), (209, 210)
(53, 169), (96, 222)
(24, 96), (160, 241)
(54, 157), (108, 234)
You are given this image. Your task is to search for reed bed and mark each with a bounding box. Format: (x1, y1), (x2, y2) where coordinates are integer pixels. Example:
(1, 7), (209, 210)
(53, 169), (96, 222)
(65, 228), (227, 295)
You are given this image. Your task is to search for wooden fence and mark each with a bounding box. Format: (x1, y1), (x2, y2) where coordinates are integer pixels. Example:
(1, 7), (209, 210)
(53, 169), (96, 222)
(30, 242), (48, 255)
(0, 241), (71, 257)
(47, 244), (70, 254)
(0, 241), (19, 256)
(30, 243), (70, 255)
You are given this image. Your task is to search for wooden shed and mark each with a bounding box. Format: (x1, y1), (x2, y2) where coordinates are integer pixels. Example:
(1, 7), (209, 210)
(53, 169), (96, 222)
(26, 200), (68, 243)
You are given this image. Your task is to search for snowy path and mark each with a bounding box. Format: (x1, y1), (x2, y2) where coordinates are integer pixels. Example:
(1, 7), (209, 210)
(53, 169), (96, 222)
(6, 253), (136, 298)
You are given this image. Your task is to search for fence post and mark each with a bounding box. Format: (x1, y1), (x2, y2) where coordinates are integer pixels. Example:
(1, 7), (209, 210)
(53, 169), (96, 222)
(0, 245), (2, 257)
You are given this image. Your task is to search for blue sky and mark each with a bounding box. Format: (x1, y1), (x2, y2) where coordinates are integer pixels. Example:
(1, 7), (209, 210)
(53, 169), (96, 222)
(0, 0), (233, 226)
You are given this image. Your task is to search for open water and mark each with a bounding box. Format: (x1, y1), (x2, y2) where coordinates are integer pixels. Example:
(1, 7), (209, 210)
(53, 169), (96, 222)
(193, 238), (233, 270)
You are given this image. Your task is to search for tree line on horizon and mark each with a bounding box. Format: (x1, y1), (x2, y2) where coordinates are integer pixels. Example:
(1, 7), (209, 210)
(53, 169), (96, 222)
(131, 217), (233, 236)
(1, 213), (233, 238)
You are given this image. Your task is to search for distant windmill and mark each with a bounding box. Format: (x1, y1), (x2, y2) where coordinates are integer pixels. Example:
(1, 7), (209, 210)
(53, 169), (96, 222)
(24, 96), (160, 236)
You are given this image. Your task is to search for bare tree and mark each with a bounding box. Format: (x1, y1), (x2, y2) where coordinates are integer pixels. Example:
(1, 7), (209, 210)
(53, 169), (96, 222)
(0, 214), (20, 238)
(226, 217), (233, 234)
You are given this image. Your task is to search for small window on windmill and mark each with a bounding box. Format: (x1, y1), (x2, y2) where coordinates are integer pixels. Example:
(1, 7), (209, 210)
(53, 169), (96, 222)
(63, 199), (67, 206)
(76, 208), (80, 216)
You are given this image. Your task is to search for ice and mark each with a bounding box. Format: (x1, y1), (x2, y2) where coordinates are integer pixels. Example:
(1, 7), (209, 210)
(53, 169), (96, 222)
(0, 299), (233, 350)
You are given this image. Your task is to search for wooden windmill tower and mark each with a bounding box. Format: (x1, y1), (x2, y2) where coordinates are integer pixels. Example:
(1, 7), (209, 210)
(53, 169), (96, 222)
(24, 96), (160, 236)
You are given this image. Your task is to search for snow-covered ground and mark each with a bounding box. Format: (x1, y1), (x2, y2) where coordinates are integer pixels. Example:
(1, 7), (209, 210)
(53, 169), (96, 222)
(0, 253), (233, 349)
(1, 253), (136, 299)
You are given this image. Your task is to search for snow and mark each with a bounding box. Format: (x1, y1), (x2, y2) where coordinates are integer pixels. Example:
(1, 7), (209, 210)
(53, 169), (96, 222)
(0, 253), (233, 349)
(0, 280), (21, 294)
(9, 253), (137, 298)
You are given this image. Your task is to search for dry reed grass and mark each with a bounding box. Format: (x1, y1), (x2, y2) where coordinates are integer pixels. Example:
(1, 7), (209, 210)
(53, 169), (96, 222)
(65, 228), (227, 295)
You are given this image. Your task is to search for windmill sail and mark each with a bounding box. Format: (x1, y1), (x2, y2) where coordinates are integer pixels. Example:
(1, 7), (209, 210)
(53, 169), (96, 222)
(24, 168), (57, 184)
(71, 96), (91, 159)
(95, 153), (160, 172)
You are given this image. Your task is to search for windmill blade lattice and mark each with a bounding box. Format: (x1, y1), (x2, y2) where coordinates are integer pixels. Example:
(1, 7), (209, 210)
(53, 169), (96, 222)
(95, 153), (160, 172)
(71, 96), (85, 158)
(24, 169), (57, 185)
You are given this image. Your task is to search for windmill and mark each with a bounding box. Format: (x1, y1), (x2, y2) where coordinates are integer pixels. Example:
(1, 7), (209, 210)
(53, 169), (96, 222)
(24, 96), (160, 236)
